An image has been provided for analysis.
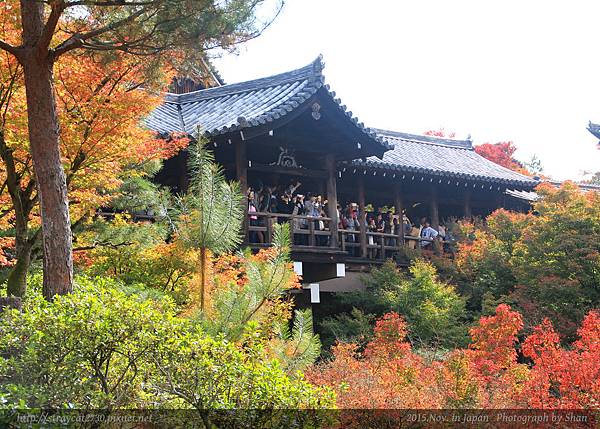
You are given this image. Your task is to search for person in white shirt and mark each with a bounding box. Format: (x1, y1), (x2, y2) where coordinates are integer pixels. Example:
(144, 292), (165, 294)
(420, 220), (439, 248)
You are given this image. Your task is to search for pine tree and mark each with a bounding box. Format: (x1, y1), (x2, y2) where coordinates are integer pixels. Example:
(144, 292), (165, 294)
(176, 139), (245, 311)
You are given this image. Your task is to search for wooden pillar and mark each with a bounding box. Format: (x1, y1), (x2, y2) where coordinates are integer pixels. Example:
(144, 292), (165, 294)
(430, 185), (439, 230)
(464, 190), (472, 219)
(358, 176), (367, 258)
(234, 140), (248, 193)
(235, 140), (248, 242)
(325, 154), (339, 248)
(394, 184), (404, 246)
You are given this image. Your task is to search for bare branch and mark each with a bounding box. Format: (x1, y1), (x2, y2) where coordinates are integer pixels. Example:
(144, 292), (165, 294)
(67, 0), (155, 6)
(52, 6), (151, 57)
(0, 39), (19, 57)
(73, 240), (133, 252)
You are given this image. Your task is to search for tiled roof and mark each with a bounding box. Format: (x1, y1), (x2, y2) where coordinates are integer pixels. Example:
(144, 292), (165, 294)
(587, 121), (600, 143)
(505, 189), (539, 202)
(351, 129), (539, 188)
(145, 56), (388, 154)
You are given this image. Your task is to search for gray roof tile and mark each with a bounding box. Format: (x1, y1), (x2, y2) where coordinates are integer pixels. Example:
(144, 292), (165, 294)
(351, 129), (538, 188)
(145, 56), (388, 153)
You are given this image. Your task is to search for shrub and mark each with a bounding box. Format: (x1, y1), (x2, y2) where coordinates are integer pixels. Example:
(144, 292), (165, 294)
(0, 276), (334, 411)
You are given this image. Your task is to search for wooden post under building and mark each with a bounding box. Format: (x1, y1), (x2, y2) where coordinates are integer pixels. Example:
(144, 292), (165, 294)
(430, 185), (439, 230)
(394, 184), (404, 247)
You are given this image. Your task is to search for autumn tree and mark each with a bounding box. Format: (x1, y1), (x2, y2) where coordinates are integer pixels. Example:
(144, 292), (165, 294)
(456, 182), (600, 341)
(0, 0), (283, 299)
(0, 48), (186, 298)
(424, 128), (456, 138)
(474, 141), (531, 175)
(308, 304), (600, 411)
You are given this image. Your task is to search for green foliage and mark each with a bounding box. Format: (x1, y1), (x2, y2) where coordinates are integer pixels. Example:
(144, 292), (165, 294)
(110, 173), (172, 217)
(456, 184), (600, 341)
(207, 224), (297, 340)
(203, 224), (322, 372)
(80, 216), (194, 305)
(455, 210), (527, 313)
(176, 139), (244, 255)
(390, 260), (468, 348)
(147, 320), (333, 410)
(271, 309), (322, 374)
(0, 275), (176, 408)
(0, 275), (334, 411)
(321, 260), (468, 351)
(320, 308), (375, 351)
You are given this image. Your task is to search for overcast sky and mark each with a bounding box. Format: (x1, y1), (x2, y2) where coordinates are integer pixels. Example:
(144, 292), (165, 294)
(212, 0), (600, 180)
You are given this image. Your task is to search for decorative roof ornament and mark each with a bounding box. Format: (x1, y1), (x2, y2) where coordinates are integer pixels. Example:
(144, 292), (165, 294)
(275, 147), (299, 168)
(311, 102), (321, 120)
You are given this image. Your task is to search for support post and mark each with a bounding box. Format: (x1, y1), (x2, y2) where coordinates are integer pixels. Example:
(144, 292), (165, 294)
(464, 190), (472, 219)
(357, 177), (367, 258)
(430, 185), (440, 230)
(235, 140), (248, 242)
(394, 184), (404, 248)
(325, 154), (339, 248)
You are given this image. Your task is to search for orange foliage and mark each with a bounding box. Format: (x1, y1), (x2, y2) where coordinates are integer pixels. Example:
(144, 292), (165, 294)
(0, 237), (15, 267)
(308, 305), (600, 410)
(0, 34), (187, 229)
(522, 311), (600, 408)
(474, 142), (531, 176)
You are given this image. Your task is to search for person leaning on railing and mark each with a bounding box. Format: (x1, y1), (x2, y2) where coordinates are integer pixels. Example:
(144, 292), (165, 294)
(420, 220), (439, 249)
(247, 189), (264, 244)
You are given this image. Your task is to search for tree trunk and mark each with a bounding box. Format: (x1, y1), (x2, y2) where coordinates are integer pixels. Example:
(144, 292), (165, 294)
(6, 238), (32, 298)
(19, 0), (73, 299)
(199, 247), (207, 311)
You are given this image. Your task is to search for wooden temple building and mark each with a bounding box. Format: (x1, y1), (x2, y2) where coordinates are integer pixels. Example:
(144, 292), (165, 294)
(146, 56), (538, 296)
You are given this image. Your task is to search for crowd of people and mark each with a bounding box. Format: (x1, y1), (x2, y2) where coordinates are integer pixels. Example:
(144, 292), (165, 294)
(246, 180), (453, 255)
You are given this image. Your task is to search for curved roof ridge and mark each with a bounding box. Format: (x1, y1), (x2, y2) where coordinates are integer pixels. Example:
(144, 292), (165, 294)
(164, 55), (324, 104)
(373, 128), (473, 149)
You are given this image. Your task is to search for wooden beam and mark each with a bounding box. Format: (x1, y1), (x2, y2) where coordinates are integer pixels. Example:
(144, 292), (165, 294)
(464, 190), (472, 219)
(357, 176), (367, 258)
(325, 154), (339, 248)
(394, 184), (405, 246)
(248, 163), (328, 178)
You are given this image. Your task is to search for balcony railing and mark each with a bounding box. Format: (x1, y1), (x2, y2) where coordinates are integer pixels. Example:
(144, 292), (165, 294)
(247, 212), (436, 260)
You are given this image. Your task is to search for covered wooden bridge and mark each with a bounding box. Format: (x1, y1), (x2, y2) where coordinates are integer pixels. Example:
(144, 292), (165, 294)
(146, 56), (538, 293)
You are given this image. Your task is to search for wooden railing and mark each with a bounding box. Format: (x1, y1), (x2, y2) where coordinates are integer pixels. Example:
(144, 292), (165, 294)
(247, 211), (335, 248)
(339, 229), (434, 260)
(247, 212), (438, 260)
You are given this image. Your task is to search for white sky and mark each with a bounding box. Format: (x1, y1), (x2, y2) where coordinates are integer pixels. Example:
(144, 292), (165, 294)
(212, 0), (600, 180)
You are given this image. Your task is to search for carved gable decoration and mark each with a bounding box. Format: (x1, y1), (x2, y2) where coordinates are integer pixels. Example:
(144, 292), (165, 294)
(275, 146), (300, 168)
